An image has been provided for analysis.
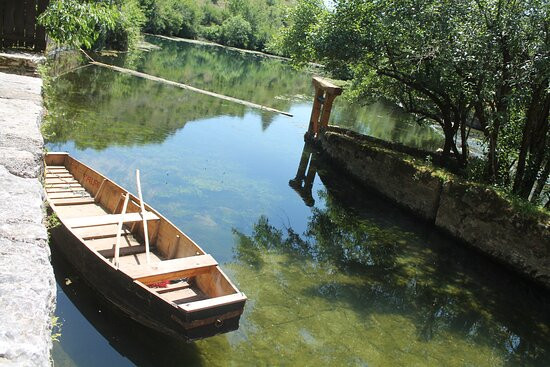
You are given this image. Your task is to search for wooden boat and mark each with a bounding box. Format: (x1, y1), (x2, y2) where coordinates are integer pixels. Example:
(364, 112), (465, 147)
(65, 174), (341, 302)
(44, 152), (246, 342)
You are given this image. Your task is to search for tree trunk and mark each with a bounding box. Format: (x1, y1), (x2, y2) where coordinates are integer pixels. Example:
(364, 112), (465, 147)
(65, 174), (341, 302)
(531, 156), (550, 203)
(441, 117), (454, 164)
(513, 83), (547, 193)
(514, 85), (550, 199)
(459, 110), (469, 165)
(487, 35), (512, 183)
(487, 129), (499, 182)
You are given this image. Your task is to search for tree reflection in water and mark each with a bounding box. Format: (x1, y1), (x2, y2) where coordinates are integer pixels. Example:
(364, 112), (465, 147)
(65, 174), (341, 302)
(230, 142), (550, 366)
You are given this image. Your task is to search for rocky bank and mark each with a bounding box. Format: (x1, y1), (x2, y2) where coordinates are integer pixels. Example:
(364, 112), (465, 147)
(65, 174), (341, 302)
(0, 71), (55, 366)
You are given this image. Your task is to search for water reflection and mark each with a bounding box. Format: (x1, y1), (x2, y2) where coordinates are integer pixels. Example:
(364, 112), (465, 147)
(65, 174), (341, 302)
(43, 38), (312, 150)
(218, 143), (550, 366)
(50, 241), (204, 367)
(288, 143), (317, 207)
(330, 100), (444, 151)
(45, 37), (550, 366)
(45, 35), (446, 153)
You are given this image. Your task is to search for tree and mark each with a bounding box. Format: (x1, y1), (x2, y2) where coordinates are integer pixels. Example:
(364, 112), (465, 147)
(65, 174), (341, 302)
(272, 0), (325, 65)
(220, 15), (253, 48)
(468, 0), (549, 198)
(278, 0), (549, 202)
(39, 0), (145, 50)
(38, 0), (118, 49)
(278, 0), (484, 165)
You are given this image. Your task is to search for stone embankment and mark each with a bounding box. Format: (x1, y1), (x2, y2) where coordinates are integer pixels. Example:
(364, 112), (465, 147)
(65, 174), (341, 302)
(0, 52), (45, 77)
(312, 126), (550, 289)
(0, 70), (55, 365)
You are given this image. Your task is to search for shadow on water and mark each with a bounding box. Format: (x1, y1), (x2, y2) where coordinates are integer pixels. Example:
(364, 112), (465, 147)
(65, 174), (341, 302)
(50, 240), (204, 367)
(230, 142), (550, 366)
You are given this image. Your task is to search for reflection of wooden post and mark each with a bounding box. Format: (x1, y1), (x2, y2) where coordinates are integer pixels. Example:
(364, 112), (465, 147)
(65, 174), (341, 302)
(307, 77), (343, 138)
(290, 145), (311, 183)
(289, 143), (317, 207)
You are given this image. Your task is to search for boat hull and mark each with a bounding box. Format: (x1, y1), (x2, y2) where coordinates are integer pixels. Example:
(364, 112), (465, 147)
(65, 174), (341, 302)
(50, 222), (244, 342)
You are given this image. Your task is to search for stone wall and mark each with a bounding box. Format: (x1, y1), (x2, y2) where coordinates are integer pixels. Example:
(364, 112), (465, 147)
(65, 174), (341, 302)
(314, 127), (550, 289)
(0, 52), (46, 77)
(319, 128), (443, 221)
(436, 180), (550, 286)
(0, 71), (55, 366)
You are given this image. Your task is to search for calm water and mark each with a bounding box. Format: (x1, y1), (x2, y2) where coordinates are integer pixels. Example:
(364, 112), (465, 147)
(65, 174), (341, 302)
(45, 36), (550, 366)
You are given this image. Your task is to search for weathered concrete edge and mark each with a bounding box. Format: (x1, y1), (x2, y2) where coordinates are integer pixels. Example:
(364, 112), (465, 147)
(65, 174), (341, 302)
(311, 126), (550, 289)
(0, 71), (56, 366)
(0, 52), (46, 77)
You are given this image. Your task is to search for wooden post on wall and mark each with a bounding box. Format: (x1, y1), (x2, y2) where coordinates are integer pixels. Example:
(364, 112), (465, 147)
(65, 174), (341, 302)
(307, 77), (343, 138)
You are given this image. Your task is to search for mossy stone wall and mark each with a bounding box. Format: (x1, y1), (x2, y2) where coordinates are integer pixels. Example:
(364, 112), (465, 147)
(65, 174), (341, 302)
(313, 126), (550, 288)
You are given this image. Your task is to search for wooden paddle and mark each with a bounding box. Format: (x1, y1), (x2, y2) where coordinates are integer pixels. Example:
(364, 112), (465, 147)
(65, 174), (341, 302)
(114, 193), (130, 268)
(136, 169), (151, 264)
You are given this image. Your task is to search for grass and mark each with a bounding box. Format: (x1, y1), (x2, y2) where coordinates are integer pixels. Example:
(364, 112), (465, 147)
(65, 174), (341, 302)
(51, 315), (62, 342)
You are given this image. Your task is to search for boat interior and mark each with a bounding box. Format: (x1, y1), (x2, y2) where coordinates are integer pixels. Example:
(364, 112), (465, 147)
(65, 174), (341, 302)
(45, 153), (243, 310)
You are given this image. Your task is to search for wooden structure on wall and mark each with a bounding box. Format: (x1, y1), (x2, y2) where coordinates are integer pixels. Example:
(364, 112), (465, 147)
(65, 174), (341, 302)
(0, 0), (49, 51)
(307, 77), (343, 138)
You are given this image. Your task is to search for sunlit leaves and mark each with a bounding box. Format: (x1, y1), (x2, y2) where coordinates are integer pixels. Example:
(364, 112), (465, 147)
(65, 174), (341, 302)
(38, 0), (119, 49)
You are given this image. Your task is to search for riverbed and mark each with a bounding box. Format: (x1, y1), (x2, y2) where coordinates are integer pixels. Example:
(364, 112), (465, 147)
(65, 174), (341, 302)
(45, 35), (550, 366)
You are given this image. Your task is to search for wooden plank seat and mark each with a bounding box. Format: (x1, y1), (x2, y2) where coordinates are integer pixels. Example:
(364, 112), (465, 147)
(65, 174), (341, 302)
(45, 187), (86, 193)
(123, 254), (217, 285)
(45, 183), (82, 189)
(86, 235), (151, 258)
(158, 287), (206, 304)
(48, 191), (91, 199)
(46, 173), (73, 178)
(46, 165), (67, 169)
(75, 224), (133, 240)
(65, 211), (160, 228)
(45, 178), (79, 184)
(51, 197), (96, 206)
(179, 292), (245, 311)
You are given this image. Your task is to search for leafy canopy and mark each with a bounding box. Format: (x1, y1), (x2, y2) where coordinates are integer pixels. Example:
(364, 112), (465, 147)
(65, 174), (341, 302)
(38, 0), (118, 49)
(277, 0), (550, 204)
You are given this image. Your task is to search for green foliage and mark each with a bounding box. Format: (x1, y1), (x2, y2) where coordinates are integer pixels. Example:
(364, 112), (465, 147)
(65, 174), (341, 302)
(278, 0), (550, 206)
(46, 212), (61, 230)
(39, 0), (145, 50)
(142, 0), (183, 35)
(101, 0), (146, 50)
(51, 316), (62, 342)
(125, 1), (146, 44)
(199, 24), (221, 42)
(201, 3), (225, 26)
(38, 0), (118, 49)
(270, 0), (326, 63)
(141, 0), (202, 37)
(140, 0), (290, 52)
(179, 0), (203, 38)
(220, 15), (252, 48)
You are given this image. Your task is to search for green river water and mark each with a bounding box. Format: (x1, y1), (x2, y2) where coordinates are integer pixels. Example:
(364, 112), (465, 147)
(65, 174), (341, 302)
(45, 36), (550, 366)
